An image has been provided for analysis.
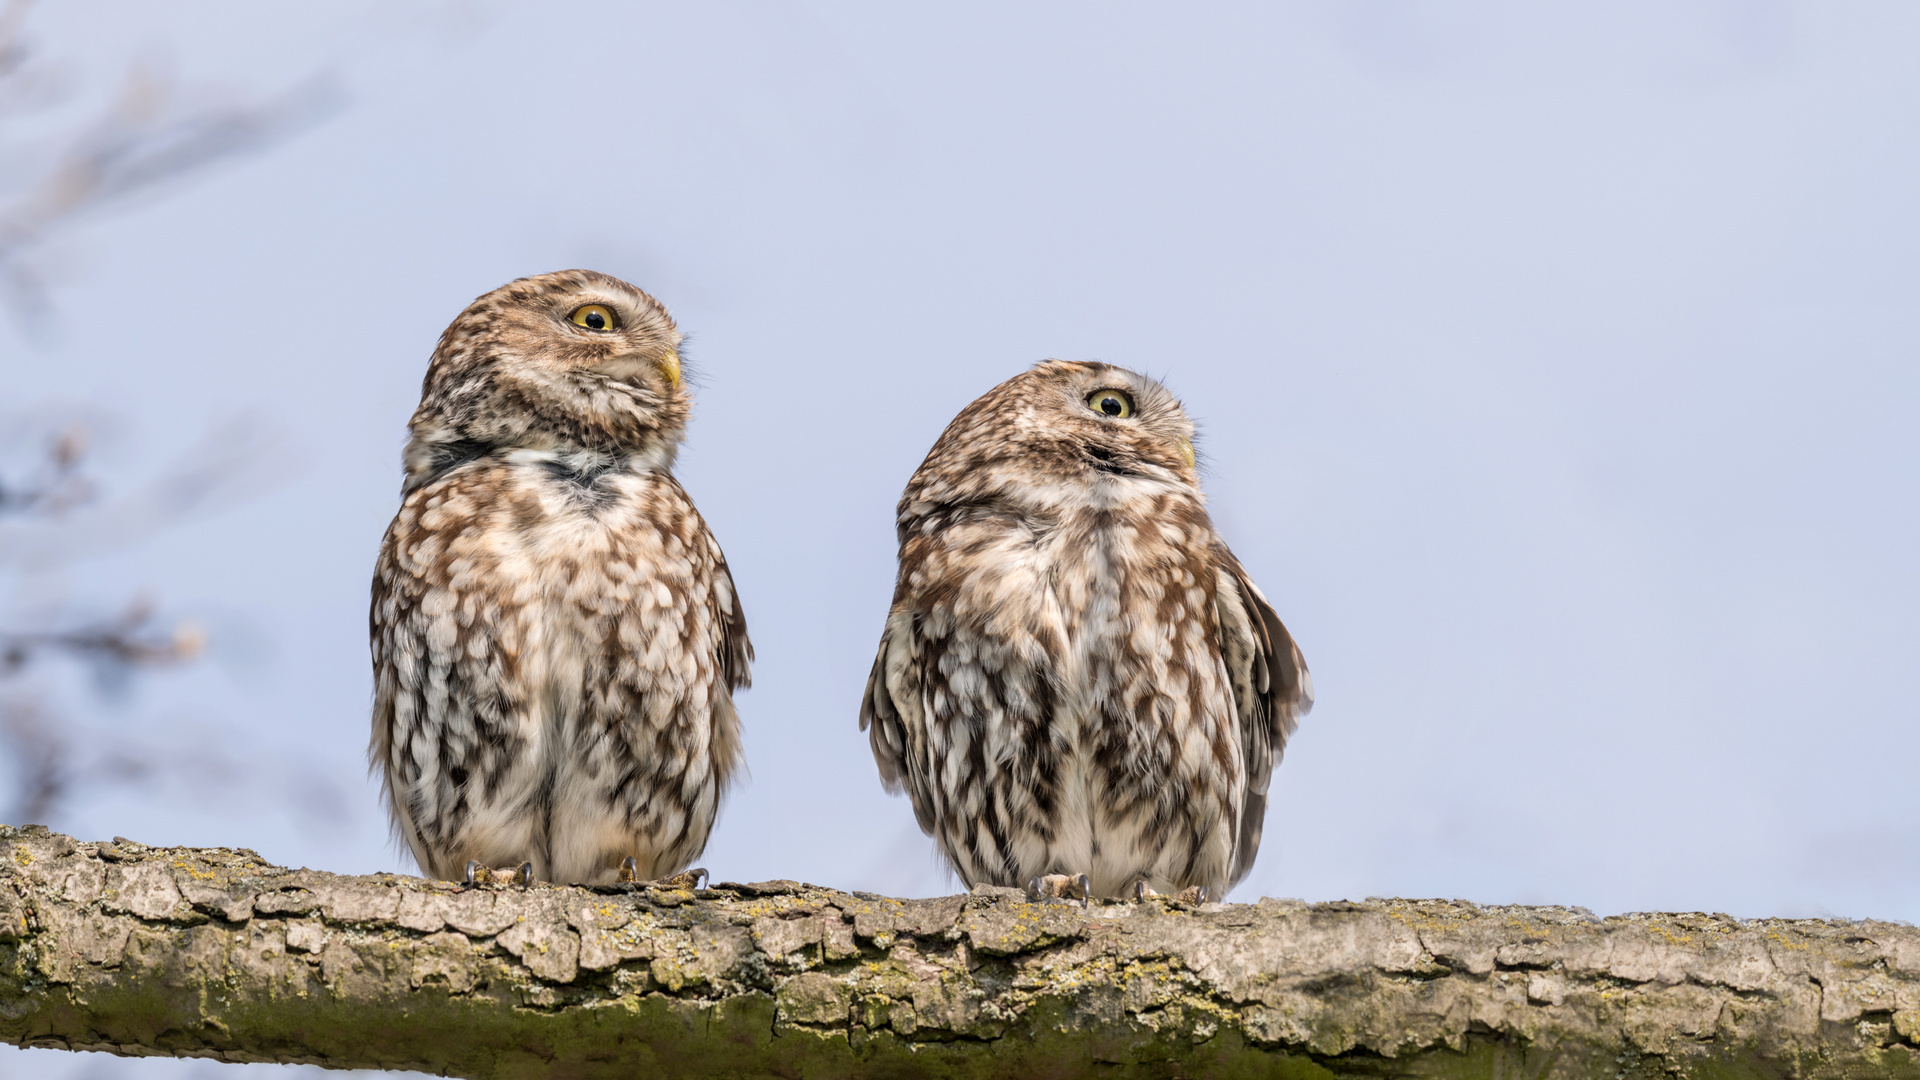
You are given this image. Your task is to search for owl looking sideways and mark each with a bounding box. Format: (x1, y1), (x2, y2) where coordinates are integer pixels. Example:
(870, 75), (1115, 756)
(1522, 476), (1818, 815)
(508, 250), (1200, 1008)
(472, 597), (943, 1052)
(370, 270), (750, 886)
(861, 361), (1312, 902)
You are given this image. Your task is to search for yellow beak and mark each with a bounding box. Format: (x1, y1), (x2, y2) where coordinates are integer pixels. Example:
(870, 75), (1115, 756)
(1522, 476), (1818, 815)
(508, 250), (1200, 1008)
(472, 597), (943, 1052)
(1178, 439), (1196, 469)
(656, 351), (682, 388)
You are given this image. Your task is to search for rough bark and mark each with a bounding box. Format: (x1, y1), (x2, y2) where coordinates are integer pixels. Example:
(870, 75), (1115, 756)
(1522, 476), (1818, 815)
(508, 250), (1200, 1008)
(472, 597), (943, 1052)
(0, 827), (1914, 1078)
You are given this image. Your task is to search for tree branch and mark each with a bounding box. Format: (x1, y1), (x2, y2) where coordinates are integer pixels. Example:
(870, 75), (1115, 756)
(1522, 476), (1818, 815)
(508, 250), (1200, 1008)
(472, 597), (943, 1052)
(0, 827), (1913, 1078)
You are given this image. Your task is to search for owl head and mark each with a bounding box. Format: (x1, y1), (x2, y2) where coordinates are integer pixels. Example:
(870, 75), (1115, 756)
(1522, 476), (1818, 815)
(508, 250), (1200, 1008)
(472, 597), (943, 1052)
(911, 361), (1200, 512)
(402, 270), (688, 492)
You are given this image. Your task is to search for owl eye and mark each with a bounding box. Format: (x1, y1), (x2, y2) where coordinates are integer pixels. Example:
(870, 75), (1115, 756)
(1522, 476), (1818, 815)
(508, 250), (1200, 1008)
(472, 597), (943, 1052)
(569, 304), (616, 331)
(1086, 389), (1135, 419)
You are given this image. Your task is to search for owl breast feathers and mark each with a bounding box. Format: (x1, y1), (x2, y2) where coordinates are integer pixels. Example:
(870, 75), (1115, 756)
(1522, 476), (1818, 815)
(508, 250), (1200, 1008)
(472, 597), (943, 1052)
(861, 360), (1311, 899)
(370, 270), (750, 886)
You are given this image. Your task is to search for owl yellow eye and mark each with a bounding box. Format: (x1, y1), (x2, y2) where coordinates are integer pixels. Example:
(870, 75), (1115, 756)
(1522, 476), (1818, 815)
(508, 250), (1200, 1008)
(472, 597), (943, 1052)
(1087, 389), (1135, 419)
(570, 304), (616, 331)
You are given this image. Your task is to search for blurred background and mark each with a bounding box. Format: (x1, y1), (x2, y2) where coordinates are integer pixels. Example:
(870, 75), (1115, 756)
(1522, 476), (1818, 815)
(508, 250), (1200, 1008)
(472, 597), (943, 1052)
(1, 1), (1915, 1075)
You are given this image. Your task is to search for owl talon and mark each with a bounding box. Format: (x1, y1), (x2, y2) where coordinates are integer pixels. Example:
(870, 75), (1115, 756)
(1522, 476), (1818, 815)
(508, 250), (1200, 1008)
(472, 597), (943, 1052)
(463, 860), (536, 887)
(1132, 881), (1208, 904)
(1025, 872), (1092, 907)
(647, 867), (708, 890)
(654, 866), (709, 890)
(617, 861), (707, 890)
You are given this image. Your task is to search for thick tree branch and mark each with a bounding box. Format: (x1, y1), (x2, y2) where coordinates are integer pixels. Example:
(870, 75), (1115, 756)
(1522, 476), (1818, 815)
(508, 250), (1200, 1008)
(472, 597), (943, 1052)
(0, 827), (1913, 1078)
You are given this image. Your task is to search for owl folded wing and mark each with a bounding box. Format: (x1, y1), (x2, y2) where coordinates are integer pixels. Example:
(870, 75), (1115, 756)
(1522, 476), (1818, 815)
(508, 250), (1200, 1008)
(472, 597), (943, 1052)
(860, 609), (939, 836)
(707, 546), (753, 693)
(1211, 542), (1313, 888)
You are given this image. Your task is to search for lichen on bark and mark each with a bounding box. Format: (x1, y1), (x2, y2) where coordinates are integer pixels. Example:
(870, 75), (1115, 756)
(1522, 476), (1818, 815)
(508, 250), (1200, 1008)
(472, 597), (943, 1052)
(0, 826), (1914, 1078)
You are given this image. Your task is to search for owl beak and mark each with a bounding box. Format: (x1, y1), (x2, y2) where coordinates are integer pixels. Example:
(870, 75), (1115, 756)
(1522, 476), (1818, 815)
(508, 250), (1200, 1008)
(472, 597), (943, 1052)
(1178, 439), (1196, 469)
(589, 351), (681, 389)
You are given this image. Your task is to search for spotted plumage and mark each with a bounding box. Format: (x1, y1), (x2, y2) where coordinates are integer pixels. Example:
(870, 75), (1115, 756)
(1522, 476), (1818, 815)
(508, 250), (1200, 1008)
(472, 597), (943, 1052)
(860, 361), (1311, 899)
(370, 270), (750, 885)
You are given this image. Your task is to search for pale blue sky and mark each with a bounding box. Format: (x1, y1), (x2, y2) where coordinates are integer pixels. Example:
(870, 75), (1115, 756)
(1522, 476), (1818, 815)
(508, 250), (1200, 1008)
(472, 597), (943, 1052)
(3, 3), (1916, 1074)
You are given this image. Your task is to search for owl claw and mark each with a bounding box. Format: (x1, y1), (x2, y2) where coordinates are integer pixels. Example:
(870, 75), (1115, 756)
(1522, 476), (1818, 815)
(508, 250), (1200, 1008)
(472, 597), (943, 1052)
(1132, 881), (1210, 905)
(650, 867), (708, 891)
(617, 860), (708, 891)
(463, 860), (536, 887)
(1025, 873), (1092, 908)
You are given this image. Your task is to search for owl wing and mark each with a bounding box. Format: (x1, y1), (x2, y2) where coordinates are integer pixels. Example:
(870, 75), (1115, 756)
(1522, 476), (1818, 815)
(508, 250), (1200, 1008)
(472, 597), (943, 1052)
(1212, 542), (1313, 889)
(367, 490), (520, 879)
(860, 604), (937, 836)
(860, 512), (1070, 889)
(859, 596), (1063, 888)
(603, 489), (753, 812)
(708, 539), (753, 693)
(369, 534), (424, 821)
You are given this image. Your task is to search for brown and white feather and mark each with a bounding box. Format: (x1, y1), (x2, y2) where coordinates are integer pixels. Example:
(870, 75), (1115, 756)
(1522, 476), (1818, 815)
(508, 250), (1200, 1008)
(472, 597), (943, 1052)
(860, 361), (1309, 898)
(371, 270), (750, 885)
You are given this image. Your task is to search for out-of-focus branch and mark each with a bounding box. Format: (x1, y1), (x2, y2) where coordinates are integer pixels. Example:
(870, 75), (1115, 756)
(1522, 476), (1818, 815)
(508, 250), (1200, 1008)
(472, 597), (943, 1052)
(0, 597), (202, 676)
(0, 417), (286, 566)
(0, 701), (57, 822)
(0, 419), (283, 827)
(0, 0), (340, 326)
(0, 421), (233, 648)
(0, 423), (88, 517)
(0, 0), (32, 86)
(0, 3), (340, 836)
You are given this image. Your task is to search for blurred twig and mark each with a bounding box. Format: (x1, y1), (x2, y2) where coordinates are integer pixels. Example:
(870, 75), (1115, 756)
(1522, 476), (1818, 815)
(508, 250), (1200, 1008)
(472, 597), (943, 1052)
(0, 426), (213, 824)
(0, 416), (288, 568)
(0, 422), (88, 516)
(0, 419), (344, 832)
(0, 0), (341, 331)
(0, 697), (60, 824)
(0, 596), (203, 678)
(0, 1), (343, 831)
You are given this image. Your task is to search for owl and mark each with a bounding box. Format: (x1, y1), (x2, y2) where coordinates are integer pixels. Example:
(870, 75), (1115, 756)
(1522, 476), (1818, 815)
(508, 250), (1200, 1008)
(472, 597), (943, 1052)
(860, 361), (1312, 901)
(369, 270), (751, 887)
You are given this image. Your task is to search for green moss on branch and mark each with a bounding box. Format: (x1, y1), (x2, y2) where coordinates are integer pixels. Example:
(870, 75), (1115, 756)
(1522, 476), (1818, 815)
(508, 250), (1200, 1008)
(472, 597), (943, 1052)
(0, 827), (1914, 1078)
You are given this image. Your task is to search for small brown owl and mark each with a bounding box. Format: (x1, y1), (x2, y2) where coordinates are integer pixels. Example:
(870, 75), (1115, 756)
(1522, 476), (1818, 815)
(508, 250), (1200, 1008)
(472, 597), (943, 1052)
(370, 270), (751, 886)
(860, 361), (1311, 901)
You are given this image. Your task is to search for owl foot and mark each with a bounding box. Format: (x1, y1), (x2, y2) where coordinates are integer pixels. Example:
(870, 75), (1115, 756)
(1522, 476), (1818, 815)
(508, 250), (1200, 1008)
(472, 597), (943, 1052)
(1131, 880), (1210, 905)
(618, 857), (709, 890)
(1025, 873), (1092, 908)
(464, 860), (534, 887)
